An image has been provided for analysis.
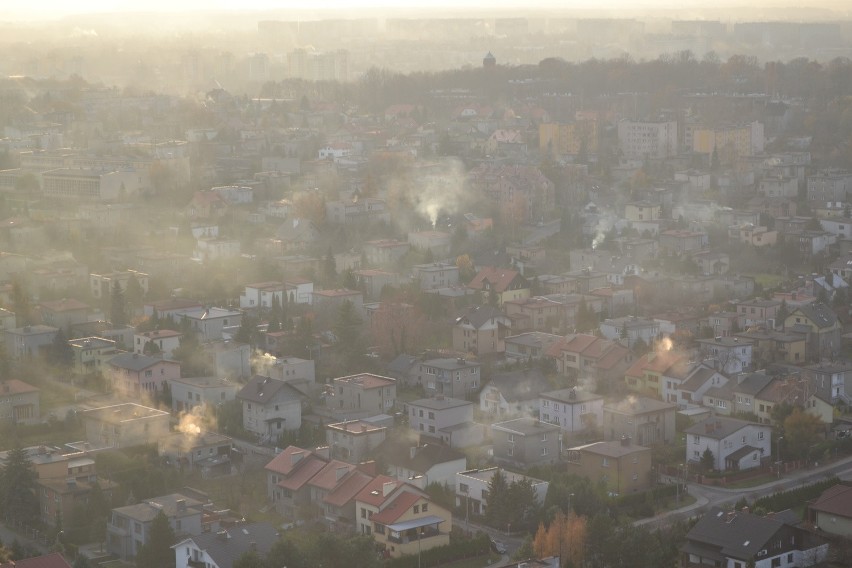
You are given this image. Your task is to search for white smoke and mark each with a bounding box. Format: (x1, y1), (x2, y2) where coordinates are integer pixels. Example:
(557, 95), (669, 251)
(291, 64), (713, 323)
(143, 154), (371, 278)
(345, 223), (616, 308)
(411, 158), (469, 227)
(590, 212), (618, 250)
(251, 350), (278, 377)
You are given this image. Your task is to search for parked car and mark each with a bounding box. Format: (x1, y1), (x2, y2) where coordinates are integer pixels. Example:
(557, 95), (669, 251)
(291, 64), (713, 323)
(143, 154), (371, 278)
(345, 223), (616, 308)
(490, 539), (507, 554)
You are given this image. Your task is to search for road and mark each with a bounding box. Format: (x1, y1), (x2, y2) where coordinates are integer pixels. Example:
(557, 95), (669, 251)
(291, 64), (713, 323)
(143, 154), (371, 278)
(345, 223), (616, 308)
(453, 517), (527, 558)
(635, 454), (852, 530)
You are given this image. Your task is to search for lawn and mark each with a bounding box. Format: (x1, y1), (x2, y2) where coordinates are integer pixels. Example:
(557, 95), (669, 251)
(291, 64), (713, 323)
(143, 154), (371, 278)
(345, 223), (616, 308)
(722, 473), (778, 489)
(746, 273), (786, 290)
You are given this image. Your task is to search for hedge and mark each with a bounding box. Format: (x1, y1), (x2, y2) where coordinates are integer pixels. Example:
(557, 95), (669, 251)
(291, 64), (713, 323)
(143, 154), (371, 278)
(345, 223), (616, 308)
(384, 532), (490, 568)
(752, 477), (840, 513)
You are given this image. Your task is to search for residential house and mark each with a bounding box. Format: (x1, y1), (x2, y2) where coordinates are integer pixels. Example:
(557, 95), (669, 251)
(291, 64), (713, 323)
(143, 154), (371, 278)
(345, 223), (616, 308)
(143, 298), (204, 319)
(503, 297), (564, 333)
(452, 306), (511, 355)
(369, 489), (451, 559)
(681, 507), (828, 568)
(264, 446), (330, 518)
(326, 197), (390, 225)
(407, 396), (483, 448)
(685, 417), (772, 471)
(545, 334), (633, 388)
(363, 239), (410, 267)
(353, 269), (400, 300)
(105, 353), (181, 396)
(480, 368), (553, 418)
(736, 299), (782, 329)
(466, 267), (530, 306)
(806, 484), (852, 537)
(412, 263), (460, 290)
(173, 523), (279, 568)
(203, 339), (252, 380)
(624, 350), (688, 399)
(504, 332), (562, 362)
(134, 329), (182, 357)
(318, 467), (374, 532)
(374, 439), (467, 489)
(239, 281), (286, 309)
(158, 431), (234, 476)
(327, 373), (396, 417)
(168, 376), (239, 414)
(0, 379), (40, 425)
(326, 419), (387, 463)
(89, 269), (149, 301)
(697, 337), (754, 374)
(705, 311), (740, 338)
(177, 307), (242, 342)
(237, 376), (304, 442)
(735, 329), (807, 366)
(273, 219), (320, 252)
(107, 492), (208, 560)
(599, 316), (661, 348)
(455, 467), (548, 516)
(69, 336), (119, 376)
(38, 298), (90, 332)
(603, 397), (676, 446)
(80, 403), (170, 449)
(565, 438), (652, 495)
(284, 277), (314, 305)
(353, 475), (406, 536)
(664, 361), (728, 408)
(540, 387), (604, 442)
(413, 358), (481, 400)
(659, 230), (708, 257)
(36, 454), (116, 527)
(784, 303), (842, 361)
(5, 324), (58, 359)
(492, 417), (561, 468)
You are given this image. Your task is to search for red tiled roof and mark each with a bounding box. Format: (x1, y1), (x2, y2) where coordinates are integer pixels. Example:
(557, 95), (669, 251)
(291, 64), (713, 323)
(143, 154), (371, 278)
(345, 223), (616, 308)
(354, 475), (402, 508)
(307, 460), (355, 491)
(323, 470), (373, 507)
(370, 490), (423, 525)
(264, 446), (321, 475)
(467, 266), (523, 294)
(809, 484), (852, 517)
(277, 457), (327, 492)
(0, 552), (72, 568)
(0, 379), (39, 395)
(625, 351), (686, 378)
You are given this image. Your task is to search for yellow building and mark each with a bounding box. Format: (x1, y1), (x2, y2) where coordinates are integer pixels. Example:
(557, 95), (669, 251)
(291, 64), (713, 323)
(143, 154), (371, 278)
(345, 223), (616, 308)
(540, 120), (598, 157)
(565, 438), (653, 495)
(369, 490), (451, 559)
(692, 121), (764, 160)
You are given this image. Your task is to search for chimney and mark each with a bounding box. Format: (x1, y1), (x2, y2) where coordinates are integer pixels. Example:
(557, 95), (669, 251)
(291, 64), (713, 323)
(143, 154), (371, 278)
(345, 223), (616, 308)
(336, 466), (349, 481)
(291, 451), (305, 466)
(176, 498), (186, 512)
(382, 481), (396, 497)
(620, 435), (630, 447)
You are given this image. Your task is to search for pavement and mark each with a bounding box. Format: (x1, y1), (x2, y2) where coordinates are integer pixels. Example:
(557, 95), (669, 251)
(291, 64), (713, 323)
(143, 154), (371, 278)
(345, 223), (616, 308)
(634, 453), (852, 528)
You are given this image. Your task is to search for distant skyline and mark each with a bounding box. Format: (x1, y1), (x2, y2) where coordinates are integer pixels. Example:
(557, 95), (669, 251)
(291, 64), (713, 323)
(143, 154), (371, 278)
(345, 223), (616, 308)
(3, 0), (849, 20)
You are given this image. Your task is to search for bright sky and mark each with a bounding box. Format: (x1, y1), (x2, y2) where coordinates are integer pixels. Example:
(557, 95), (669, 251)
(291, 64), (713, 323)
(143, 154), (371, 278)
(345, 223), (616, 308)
(5, 0), (833, 18)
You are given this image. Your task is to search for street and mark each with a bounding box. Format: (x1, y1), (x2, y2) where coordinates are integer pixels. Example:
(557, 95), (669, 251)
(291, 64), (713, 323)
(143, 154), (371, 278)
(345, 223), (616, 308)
(635, 454), (852, 530)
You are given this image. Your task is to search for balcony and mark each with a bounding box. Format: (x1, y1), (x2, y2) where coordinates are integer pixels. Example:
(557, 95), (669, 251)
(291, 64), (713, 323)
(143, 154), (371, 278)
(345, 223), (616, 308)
(387, 526), (442, 545)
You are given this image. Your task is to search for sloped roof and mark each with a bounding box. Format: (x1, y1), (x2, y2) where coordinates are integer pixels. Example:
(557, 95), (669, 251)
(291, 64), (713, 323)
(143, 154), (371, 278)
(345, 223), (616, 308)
(323, 470), (373, 507)
(307, 460), (356, 491)
(177, 522), (278, 568)
(0, 379), (39, 395)
(237, 375), (304, 404)
(467, 266), (525, 294)
(686, 507), (793, 560)
(793, 302), (838, 329)
(369, 490), (423, 525)
(0, 553), (72, 568)
(374, 439), (465, 473)
(108, 352), (174, 372)
(454, 305), (507, 329)
(684, 416), (762, 440)
(484, 368), (553, 404)
(809, 484), (852, 517)
(626, 351), (687, 378)
(354, 475), (405, 508)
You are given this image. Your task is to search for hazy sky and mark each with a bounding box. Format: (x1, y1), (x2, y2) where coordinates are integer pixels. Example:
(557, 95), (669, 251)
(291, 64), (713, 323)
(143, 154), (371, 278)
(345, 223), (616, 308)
(4, 0), (846, 18)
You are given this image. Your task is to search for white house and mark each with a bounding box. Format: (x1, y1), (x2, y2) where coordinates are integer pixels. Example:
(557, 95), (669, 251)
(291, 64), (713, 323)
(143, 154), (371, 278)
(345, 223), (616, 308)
(240, 281), (286, 309)
(173, 523), (279, 568)
(237, 376), (304, 444)
(599, 316), (661, 348)
(134, 329), (182, 357)
(455, 467), (548, 516)
(685, 416), (772, 472)
(539, 387), (604, 439)
(697, 337), (753, 374)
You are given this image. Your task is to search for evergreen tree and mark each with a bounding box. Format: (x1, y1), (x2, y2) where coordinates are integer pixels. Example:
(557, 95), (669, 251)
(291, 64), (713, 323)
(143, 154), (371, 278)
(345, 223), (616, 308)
(233, 551), (264, 568)
(125, 273), (145, 315)
(135, 511), (176, 568)
(11, 279), (32, 327)
(776, 300), (789, 328)
(159, 381), (172, 407)
(323, 246), (338, 286)
(0, 446), (39, 525)
(268, 295), (281, 332)
(234, 314), (258, 347)
(109, 280), (127, 327)
(700, 448), (715, 472)
(484, 469), (510, 528)
(334, 300), (364, 362)
(342, 269), (358, 290)
(48, 328), (73, 366)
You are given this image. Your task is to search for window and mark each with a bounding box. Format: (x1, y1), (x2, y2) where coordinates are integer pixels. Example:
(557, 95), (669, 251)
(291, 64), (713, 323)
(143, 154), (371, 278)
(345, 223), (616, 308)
(508, 434), (515, 443)
(413, 505), (419, 514)
(787, 553), (793, 563)
(771, 558), (781, 568)
(758, 431), (764, 440)
(742, 436), (746, 444)
(602, 458), (609, 467)
(428, 412), (435, 420)
(422, 503), (428, 512)
(541, 447), (548, 456)
(693, 435), (700, 444)
(507, 446), (513, 456)
(693, 450), (700, 459)
(541, 433), (548, 442)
